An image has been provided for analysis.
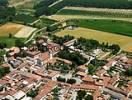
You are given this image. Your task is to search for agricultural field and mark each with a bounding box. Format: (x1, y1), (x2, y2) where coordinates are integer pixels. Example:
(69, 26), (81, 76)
(49, 15), (132, 22)
(34, 0), (132, 16)
(55, 27), (132, 52)
(33, 17), (57, 28)
(14, 26), (37, 38)
(0, 23), (23, 37)
(13, 14), (37, 24)
(0, 37), (18, 48)
(49, 7), (132, 22)
(0, 22), (36, 47)
(57, 7), (132, 18)
(75, 19), (132, 37)
(9, 0), (42, 9)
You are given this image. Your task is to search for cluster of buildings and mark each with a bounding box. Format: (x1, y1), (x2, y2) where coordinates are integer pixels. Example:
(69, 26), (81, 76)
(0, 36), (132, 100)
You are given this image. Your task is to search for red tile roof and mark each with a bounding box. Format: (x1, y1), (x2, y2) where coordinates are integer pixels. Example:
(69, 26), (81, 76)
(39, 52), (50, 61)
(82, 75), (94, 83)
(34, 81), (57, 100)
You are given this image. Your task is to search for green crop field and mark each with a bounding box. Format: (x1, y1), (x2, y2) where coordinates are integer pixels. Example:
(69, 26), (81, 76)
(73, 19), (132, 37)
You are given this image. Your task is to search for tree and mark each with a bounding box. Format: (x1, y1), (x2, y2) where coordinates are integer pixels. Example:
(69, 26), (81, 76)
(67, 78), (76, 84)
(52, 35), (74, 45)
(52, 87), (60, 95)
(60, 64), (69, 73)
(110, 44), (120, 54)
(90, 59), (108, 67)
(77, 90), (86, 100)
(85, 95), (93, 100)
(125, 68), (132, 76)
(57, 76), (66, 82)
(27, 89), (39, 98)
(15, 39), (24, 48)
(0, 43), (7, 49)
(9, 33), (12, 38)
(58, 50), (87, 65)
(0, 67), (10, 79)
(88, 64), (96, 75)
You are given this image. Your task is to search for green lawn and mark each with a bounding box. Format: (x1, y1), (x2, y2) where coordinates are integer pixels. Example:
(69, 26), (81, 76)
(74, 19), (132, 37)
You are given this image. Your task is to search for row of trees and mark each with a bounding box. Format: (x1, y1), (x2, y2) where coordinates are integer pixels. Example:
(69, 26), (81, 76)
(57, 76), (76, 84)
(74, 37), (120, 54)
(34, 0), (132, 16)
(52, 35), (74, 45)
(74, 37), (100, 51)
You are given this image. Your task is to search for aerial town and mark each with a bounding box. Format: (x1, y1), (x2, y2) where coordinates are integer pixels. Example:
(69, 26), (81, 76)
(0, 0), (132, 100)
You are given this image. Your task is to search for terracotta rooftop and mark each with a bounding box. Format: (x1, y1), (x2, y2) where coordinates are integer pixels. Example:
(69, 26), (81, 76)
(9, 47), (20, 56)
(126, 59), (132, 65)
(76, 71), (86, 77)
(34, 81), (57, 100)
(1, 63), (10, 68)
(71, 84), (99, 91)
(78, 65), (87, 71)
(82, 75), (94, 83)
(46, 70), (60, 78)
(38, 52), (50, 61)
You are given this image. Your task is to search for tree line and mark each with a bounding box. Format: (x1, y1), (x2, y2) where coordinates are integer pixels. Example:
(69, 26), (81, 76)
(75, 37), (120, 54)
